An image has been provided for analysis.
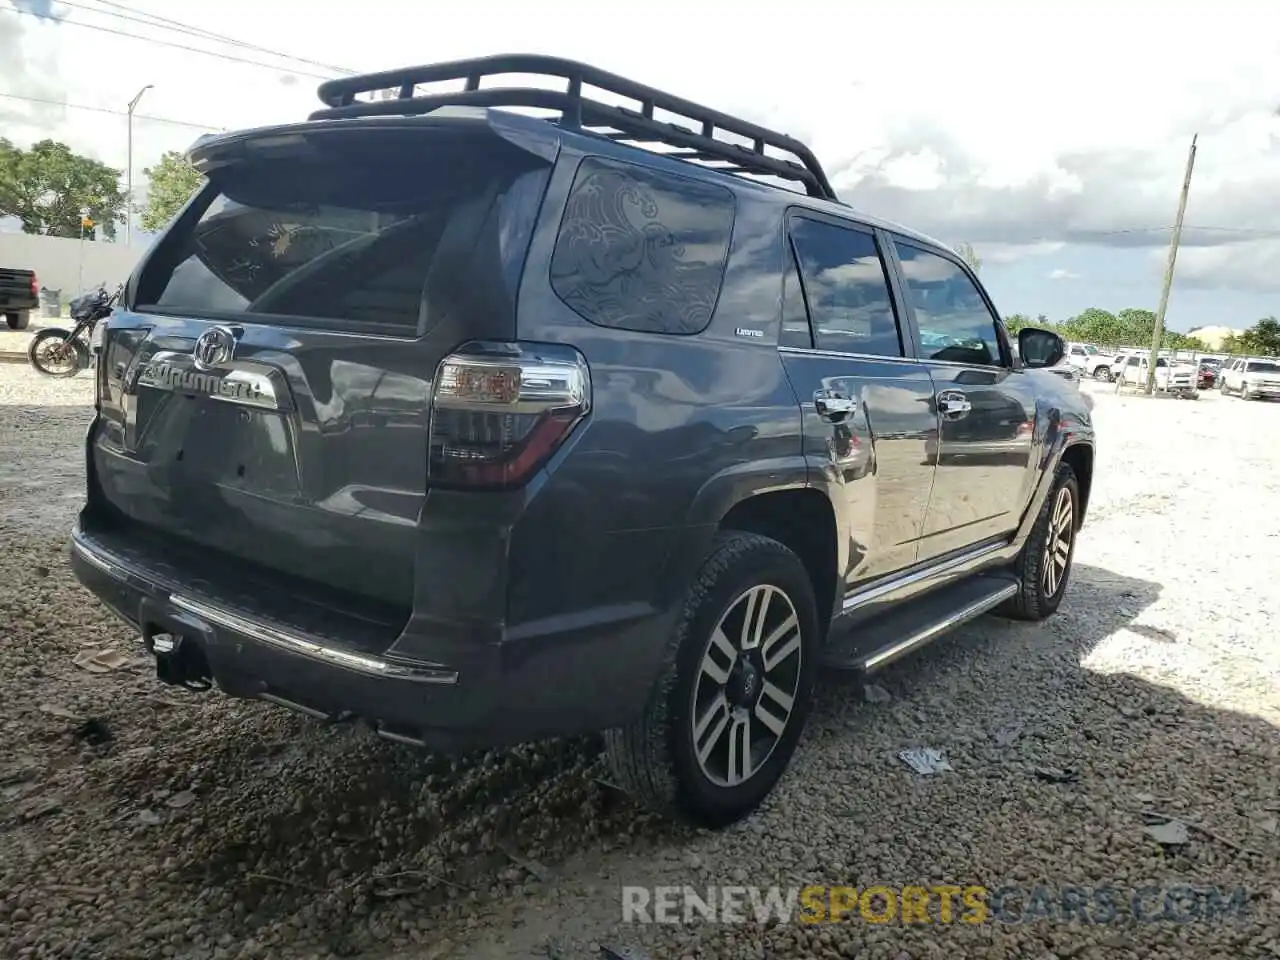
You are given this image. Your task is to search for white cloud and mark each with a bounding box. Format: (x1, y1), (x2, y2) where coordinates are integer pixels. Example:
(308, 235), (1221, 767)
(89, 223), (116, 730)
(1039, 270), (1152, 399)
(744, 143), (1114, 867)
(1175, 240), (1280, 293)
(4, 0), (1279, 287)
(1049, 269), (1081, 281)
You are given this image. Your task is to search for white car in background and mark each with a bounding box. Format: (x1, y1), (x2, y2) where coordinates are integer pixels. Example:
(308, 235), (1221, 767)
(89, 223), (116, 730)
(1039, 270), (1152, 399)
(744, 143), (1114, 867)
(1118, 354), (1197, 397)
(1064, 341), (1100, 371)
(1220, 357), (1280, 400)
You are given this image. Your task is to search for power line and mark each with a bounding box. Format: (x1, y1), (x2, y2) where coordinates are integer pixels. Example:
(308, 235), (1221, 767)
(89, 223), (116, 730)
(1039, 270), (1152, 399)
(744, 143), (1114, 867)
(0, 92), (225, 131)
(2, 6), (336, 80)
(70, 0), (356, 75)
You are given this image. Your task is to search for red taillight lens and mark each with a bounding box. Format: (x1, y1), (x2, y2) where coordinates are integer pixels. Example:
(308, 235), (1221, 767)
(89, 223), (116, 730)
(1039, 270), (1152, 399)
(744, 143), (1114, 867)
(30, 274), (38, 298)
(428, 342), (591, 490)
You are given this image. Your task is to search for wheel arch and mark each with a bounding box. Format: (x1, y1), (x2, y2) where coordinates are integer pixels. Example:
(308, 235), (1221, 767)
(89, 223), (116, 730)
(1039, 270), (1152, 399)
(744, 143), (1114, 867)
(661, 462), (840, 636)
(1059, 441), (1094, 528)
(1016, 435), (1095, 547)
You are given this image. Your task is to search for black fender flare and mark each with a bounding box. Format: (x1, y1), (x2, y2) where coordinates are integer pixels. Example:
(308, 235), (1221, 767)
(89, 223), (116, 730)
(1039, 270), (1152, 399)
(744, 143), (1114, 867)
(652, 455), (821, 611)
(1014, 411), (1093, 549)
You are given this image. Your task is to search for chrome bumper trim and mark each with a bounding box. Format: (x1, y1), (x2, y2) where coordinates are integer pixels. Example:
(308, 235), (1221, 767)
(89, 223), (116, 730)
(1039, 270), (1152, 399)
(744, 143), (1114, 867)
(71, 533), (458, 685)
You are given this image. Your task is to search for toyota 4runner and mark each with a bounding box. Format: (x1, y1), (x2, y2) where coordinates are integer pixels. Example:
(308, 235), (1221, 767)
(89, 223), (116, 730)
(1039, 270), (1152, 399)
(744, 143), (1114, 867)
(70, 55), (1095, 827)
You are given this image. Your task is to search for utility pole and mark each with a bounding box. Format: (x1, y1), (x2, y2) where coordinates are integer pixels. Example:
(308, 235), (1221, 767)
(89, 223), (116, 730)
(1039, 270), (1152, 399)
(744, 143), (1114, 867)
(1145, 134), (1197, 395)
(125, 84), (154, 247)
(77, 207), (90, 293)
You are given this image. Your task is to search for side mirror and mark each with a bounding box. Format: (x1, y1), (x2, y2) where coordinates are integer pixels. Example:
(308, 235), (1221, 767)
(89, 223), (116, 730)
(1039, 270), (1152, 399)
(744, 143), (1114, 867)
(1017, 327), (1066, 369)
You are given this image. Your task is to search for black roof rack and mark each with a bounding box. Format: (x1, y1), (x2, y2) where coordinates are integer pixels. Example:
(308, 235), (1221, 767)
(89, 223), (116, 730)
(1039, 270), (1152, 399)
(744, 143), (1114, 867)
(310, 54), (838, 201)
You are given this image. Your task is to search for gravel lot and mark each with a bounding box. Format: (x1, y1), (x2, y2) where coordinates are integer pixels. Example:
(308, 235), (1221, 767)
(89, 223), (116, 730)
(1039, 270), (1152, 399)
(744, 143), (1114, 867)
(1, 367), (1278, 960)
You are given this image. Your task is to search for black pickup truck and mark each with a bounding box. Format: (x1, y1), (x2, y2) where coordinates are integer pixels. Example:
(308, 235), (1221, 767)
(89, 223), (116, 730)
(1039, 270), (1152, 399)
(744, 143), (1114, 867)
(0, 267), (38, 330)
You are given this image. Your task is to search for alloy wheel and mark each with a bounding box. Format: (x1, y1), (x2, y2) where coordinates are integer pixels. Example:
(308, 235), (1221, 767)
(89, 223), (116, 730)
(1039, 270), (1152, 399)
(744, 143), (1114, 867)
(690, 584), (803, 788)
(1042, 486), (1074, 597)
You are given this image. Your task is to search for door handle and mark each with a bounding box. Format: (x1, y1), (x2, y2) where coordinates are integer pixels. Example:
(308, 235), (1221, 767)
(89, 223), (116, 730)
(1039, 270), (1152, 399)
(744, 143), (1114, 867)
(814, 390), (856, 420)
(937, 392), (972, 417)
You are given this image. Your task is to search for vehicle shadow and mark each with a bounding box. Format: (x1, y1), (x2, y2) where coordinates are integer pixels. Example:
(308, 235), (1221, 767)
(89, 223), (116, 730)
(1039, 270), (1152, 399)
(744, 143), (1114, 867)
(766, 560), (1280, 956)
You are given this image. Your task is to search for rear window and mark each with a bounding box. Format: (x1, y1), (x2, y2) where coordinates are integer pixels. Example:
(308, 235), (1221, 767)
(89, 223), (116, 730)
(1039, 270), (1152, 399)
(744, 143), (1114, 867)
(1246, 360), (1279, 373)
(550, 156), (735, 335)
(134, 126), (552, 336)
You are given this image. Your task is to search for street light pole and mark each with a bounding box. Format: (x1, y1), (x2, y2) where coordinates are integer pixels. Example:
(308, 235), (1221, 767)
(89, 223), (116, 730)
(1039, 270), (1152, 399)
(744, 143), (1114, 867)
(125, 84), (153, 246)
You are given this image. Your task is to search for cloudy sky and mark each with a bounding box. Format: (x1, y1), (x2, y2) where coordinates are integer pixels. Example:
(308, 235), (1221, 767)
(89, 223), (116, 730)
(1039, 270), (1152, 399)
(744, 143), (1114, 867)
(3, 0), (1278, 332)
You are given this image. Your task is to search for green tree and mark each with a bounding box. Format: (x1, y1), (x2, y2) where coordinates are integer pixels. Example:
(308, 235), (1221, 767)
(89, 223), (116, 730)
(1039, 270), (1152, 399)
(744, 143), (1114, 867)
(139, 151), (205, 232)
(1163, 331), (1206, 351)
(1228, 317), (1280, 357)
(0, 138), (125, 240)
(955, 241), (982, 274)
(1060, 307), (1120, 344)
(1003, 312), (1033, 334)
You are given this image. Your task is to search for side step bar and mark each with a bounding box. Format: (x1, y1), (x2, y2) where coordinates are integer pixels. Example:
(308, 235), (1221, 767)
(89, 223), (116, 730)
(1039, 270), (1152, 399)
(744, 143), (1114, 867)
(821, 574), (1020, 673)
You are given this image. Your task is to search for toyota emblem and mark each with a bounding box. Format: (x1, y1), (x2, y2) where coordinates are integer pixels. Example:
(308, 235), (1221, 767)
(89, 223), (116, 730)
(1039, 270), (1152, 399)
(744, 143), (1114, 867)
(192, 326), (237, 371)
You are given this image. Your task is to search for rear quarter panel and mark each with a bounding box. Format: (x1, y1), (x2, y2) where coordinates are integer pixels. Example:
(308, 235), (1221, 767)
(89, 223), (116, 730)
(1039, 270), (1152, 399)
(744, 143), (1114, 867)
(502, 145), (804, 628)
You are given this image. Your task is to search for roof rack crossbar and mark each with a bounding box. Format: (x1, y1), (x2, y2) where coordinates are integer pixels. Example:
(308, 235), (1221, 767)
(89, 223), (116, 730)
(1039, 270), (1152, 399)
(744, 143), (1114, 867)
(311, 54), (837, 200)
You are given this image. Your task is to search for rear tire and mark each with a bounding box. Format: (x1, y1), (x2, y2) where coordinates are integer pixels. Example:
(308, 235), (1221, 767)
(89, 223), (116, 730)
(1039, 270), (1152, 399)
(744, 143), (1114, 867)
(4, 311), (30, 331)
(603, 531), (819, 828)
(998, 462), (1079, 622)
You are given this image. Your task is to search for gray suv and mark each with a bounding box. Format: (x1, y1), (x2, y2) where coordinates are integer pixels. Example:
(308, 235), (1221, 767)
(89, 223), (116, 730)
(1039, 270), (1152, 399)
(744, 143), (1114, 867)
(71, 55), (1095, 827)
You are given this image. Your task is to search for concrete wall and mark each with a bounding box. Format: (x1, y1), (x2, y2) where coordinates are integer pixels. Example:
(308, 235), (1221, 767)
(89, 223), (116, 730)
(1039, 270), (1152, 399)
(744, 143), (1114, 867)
(0, 233), (147, 300)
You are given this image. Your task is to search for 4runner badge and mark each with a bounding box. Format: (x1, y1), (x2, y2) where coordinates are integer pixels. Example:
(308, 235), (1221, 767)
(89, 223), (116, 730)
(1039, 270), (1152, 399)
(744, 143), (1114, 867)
(133, 350), (284, 413)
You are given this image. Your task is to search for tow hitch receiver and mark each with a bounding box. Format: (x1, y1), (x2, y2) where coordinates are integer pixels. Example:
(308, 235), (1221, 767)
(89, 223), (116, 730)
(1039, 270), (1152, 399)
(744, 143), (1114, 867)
(146, 629), (213, 691)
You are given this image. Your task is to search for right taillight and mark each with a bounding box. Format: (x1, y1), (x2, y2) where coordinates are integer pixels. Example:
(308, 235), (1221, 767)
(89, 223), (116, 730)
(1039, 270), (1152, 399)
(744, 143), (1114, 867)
(428, 341), (591, 490)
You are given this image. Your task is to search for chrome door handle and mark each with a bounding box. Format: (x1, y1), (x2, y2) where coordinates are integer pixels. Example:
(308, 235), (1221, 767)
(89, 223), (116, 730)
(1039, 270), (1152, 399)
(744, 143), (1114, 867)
(814, 390), (856, 420)
(937, 392), (971, 416)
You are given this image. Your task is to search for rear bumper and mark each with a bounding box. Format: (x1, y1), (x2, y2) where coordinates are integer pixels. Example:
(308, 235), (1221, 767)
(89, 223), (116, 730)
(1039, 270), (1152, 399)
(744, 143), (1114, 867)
(70, 522), (672, 751)
(1241, 384), (1280, 398)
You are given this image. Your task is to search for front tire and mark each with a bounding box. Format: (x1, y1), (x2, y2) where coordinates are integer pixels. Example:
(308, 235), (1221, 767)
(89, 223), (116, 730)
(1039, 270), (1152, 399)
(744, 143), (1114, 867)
(999, 462), (1079, 621)
(604, 531), (820, 828)
(27, 328), (89, 378)
(1093, 367), (1112, 382)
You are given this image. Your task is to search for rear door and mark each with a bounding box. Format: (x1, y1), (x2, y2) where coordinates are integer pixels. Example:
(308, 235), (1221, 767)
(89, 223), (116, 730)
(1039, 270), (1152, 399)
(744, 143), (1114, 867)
(91, 119), (554, 612)
(776, 212), (937, 588)
(886, 238), (1037, 561)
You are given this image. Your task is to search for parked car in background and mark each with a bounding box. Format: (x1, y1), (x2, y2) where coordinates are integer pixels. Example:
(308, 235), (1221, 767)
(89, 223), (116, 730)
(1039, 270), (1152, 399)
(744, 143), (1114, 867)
(1106, 350), (1139, 381)
(1064, 341), (1099, 371)
(0, 266), (39, 330)
(1085, 350), (1119, 380)
(1119, 355), (1197, 397)
(1220, 357), (1280, 400)
(1196, 357), (1221, 390)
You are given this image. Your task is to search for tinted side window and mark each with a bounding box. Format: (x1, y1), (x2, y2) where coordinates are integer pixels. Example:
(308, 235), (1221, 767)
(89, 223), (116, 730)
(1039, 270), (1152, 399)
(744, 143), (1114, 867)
(779, 244), (812, 349)
(894, 242), (1004, 366)
(550, 157), (735, 335)
(789, 218), (902, 357)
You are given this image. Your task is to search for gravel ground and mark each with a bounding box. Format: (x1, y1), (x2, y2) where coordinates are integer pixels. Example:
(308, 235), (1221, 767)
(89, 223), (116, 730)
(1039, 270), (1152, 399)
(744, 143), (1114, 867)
(1, 369), (1278, 960)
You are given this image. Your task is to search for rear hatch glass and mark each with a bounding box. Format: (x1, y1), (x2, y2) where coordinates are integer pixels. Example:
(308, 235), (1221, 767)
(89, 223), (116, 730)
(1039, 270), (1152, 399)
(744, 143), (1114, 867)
(91, 120), (553, 618)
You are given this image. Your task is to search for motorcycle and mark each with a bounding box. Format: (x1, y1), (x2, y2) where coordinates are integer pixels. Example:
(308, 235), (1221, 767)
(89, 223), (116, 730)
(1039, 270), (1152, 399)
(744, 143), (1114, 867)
(27, 283), (121, 378)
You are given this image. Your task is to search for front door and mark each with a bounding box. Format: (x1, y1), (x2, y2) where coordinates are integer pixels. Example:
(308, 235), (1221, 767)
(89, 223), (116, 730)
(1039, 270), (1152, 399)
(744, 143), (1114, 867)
(887, 239), (1037, 561)
(776, 213), (937, 591)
